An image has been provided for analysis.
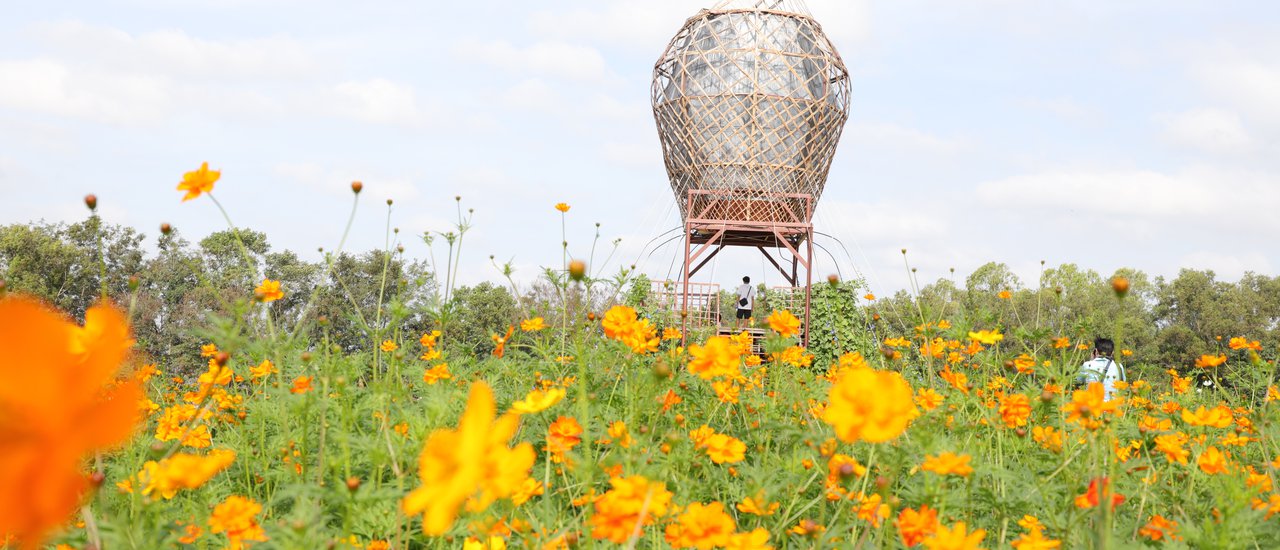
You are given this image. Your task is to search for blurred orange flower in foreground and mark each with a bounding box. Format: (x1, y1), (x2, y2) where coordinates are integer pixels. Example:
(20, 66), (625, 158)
(0, 296), (144, 549)
(822, 367), (916, 443)
(178, 162), (220, 202)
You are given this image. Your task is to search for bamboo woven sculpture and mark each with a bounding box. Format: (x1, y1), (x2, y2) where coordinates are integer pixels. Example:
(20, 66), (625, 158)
(652, 0), (851, 224)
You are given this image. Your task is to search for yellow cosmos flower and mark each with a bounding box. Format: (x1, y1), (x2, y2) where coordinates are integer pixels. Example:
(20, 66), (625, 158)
(208, 495), (267, 548)
(519, 317), (546, 332)
(921, 452), (974, 477)
(664, 501), (735, 549)
(554, 203), (570, 213)
(402, 381), (535, 535)
(923, 521), (986, 550)
(178, 162), (220, 202)
(249, 359), (277, 380)
(767, 310), (801, 338)
(138, 449), (236, 499)
(687, 336), (742, 380)
(967, 329), (1004, 345)
(702, 433), (746, 464)
(823, 368), (916, 443)
(254, 279), (283, 302)
(510, 388), (565, 415)
(1195, 354), (1227, 368)
(1181, 405), (1233, 428)
(380, 340), (398, 352)
(1198, 446), (1229, 475)
(422, 363), (452, 385)
(588, 475), (673, 543)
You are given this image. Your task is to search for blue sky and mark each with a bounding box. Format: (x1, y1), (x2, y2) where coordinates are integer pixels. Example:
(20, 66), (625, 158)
(2, 1), (1279, 296)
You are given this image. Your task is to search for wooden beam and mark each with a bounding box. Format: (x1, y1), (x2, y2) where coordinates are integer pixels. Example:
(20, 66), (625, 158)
(689, 243), (725, 277)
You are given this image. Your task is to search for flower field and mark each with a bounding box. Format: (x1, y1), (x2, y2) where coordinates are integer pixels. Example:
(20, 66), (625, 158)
(6, 169), (1280, 549)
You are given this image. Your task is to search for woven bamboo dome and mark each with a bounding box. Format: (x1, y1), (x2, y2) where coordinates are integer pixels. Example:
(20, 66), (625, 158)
(652, 0), (851, 224)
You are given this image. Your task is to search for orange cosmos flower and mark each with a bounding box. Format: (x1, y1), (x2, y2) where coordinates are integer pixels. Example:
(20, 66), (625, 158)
(916, 388), (944, 411)
(248, 359), (277, 380)
(589, 475), (673, 543)
(546, 416), (582, 462)
(1181, 405), (1233, 428)
(702, 433), (746, 464)
(1061, 382), (1120, 430)
(402, 381), (535, 535)
(998, 290), (1012, 300)
(1195, 354), (1227, 368)
(896, 505), (939, 547)
(736, 494), (779, 516)
(725, 528), (771, 550)
(554, 203), (570, 213)
(687, 336), (742, 380)
(290, 375), (313, 394)
(607, 421), (632, 448)
(659, 389), (683, 412)
(1051, 337), (1070, 349)
(922, 521), (986, 550)
(254, 279), (283, 302)
(1137, 515), (1180, 541)
(1197, 446), (1229, 475)
(0, 297), (144, 549)
(1228, 337), (1262, 351)
(854, 493), (890, 526)
(421, 363), (452, 385)
(380, 340), (398, 352)
(419, 330), (442, 348)
(1153, 432), (1190, 464)
(998, 393), (1031, 428)
(1010, 525), (1060, 550)
(663, 501), (735, 549)
(491, 325), (514, 358)
(823, 368), (916, 443)
(208, 495), (267, 548)
(921, 452), (974, 477)
(136, 448), (236, 500)
(767, 310), (801, 339)
(967, 329), (1004, 345)
(1032, 426), (1063, 453)
(510, 388), (564, 415)
(1074, 477), (1124, 510)
(178, 162), (220, 202)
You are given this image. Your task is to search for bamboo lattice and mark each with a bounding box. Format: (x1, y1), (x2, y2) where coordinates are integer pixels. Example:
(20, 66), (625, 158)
(652, 0), (851, 224)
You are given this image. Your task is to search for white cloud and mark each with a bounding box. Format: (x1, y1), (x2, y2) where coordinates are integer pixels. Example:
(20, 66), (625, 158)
(331, 79), (427, 126)
(1018, 97), (1100, 124)
(844, 122), (970, 155)
(601, 142), (660, 169)
(1192, 44), (1280, 126)
(975, 167), (1280, 233)
(460, 40), (614, 83)
(1156, 108), (1254, 154)
(0, 59), (172, 125)
(32, 21), (321, 80)
(528, 0), (869, 54)
(500, 78), (562, 113)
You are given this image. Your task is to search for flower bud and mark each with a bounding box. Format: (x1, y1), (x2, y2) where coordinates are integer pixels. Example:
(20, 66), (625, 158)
(88, 471), (105, 488)
(160, 222), (172, 235)
(84, 194), (97, 211)
(128, 275), (140, 291)
(301, 351), (313, 363)
(351, 181), (363, 194)
(568, 259), (586, 281)
(346, 476), (361, 492)
(215, 352), (230, 366)
(1111, 276), (1130, 298)
(827, 274), (839, 286)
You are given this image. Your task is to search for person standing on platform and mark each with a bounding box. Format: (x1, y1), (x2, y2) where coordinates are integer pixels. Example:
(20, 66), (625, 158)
(735, 276), (754, 329)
